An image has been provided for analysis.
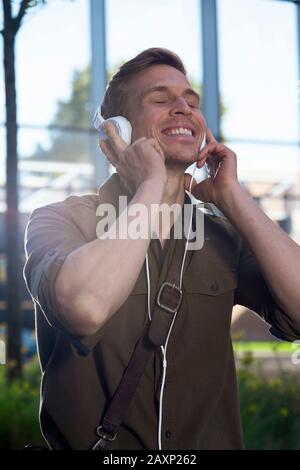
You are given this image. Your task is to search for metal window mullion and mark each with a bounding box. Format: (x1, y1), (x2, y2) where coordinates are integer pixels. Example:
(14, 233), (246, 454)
(89, 0), (109, 188)
(200, 0), (221, 141)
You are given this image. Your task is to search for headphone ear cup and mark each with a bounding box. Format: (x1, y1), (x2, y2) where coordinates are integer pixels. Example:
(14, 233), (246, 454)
(93, 107), (104, 131)
(93, 107), (132, 145)
(110, 116), (132, 145)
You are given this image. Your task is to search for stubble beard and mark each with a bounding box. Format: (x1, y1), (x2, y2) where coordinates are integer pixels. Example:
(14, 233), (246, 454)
(164, 147), (199, 170)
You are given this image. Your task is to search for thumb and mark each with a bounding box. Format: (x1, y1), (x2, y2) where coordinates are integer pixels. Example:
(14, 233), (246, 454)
(184, 173), (212, 202)
(189, 178), (212, 203)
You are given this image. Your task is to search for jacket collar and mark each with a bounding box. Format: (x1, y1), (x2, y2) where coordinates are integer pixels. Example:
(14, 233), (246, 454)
(96, 172), (133, 214)
(97, 171), (195, 207)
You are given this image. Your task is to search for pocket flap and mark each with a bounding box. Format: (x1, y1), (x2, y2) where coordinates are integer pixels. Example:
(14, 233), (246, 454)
(183, 269), (237, 296)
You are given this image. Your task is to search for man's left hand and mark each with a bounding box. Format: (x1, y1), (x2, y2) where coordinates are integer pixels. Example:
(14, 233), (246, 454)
(184, 128), (240, 204)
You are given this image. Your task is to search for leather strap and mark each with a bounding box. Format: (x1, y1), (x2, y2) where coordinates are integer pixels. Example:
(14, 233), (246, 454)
(92, 206), (195, 450)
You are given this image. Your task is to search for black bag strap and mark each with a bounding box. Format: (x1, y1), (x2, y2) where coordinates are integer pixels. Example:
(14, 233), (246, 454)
(91, 208), (195, 450)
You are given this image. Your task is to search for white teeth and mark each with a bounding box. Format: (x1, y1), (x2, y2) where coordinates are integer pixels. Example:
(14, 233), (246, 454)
(165, 127), (193, 136)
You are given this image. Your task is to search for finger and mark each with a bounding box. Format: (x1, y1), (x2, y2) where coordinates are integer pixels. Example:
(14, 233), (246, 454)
(196, 141), (219, 167)
(196, 155), (207, 168)
(206, 154), (220, 177)
(197, 141), (222, 160)
(189, 178), (211, 202)
(206, 128), (217, 144)
(184, 173), (208, 201)
(99, 138), (119, 166)
(196, 141), (223, 169)
(103, 121), (128, 155)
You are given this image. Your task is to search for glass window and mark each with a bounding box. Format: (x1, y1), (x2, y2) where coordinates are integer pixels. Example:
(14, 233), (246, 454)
(218, 0), (298, 143)
(217, 0), (299, 240)
(1, 0), (93, 214)
(106, 0), (202, 91)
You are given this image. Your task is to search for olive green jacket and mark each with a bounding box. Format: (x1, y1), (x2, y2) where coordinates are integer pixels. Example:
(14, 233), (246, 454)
(23, 173), (300, 450)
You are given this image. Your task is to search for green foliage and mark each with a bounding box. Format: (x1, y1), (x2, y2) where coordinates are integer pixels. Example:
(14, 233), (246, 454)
(28, 63), (118, 163)
(1, 351), (300, 449)
(53, 67), (92, 128)
(234, 341), (293, 354)
(237, 351), (300, 449)
(29, 66), (93, 163)
(0, 357), (44, 450)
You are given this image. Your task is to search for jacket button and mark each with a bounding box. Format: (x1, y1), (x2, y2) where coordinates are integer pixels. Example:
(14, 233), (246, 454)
(210, 281), (219, 292)
(166, 431), (172, 439)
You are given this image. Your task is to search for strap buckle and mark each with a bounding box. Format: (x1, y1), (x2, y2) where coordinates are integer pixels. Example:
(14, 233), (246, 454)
(92, 426), (116, 450)
(156, 281), (183, 314)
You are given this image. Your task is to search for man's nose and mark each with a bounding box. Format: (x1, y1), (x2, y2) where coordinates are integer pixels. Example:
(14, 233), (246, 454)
(170, 97), (192, 116)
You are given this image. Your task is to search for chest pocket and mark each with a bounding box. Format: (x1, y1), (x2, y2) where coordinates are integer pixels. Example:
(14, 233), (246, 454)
(182, 229), (239, 296)
(131, 266), (238, 297)
(183, 267), (237, 296)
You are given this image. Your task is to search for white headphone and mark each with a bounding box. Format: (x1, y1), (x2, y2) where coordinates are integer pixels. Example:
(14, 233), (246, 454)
(93, 107), (132, 145)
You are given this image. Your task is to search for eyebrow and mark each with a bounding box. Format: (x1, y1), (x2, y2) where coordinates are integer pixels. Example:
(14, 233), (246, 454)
(140, 85), (201, 103)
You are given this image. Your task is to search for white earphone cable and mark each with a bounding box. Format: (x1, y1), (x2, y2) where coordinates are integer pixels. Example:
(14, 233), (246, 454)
(145, 162), (197, 450)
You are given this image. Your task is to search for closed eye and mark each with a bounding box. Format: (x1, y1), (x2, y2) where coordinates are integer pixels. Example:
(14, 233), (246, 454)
(187, 101), (200, 109)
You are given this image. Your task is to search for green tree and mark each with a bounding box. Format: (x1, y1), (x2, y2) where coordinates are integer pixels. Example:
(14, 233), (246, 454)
(1, 0), (47, 379)
(1, 0), (76, 379)
(29, 66), (93, 163)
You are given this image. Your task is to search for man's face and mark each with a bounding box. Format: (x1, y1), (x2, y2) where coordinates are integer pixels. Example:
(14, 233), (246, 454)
(128, 64), (206, 167)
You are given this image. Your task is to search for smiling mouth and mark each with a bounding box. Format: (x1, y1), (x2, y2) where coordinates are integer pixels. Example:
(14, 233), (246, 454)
(162, 127), (195, 138)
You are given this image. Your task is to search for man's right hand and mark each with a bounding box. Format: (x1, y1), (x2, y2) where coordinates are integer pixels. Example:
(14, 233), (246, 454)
(99, 121), (167, 195)
(55, 121), (168, 337)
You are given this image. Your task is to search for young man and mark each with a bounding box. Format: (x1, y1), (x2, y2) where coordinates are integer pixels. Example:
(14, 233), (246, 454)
(24, 48), (300, 450)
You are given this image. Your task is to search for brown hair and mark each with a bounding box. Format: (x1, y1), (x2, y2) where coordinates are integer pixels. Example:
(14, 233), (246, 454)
(101, 47), (186, 119)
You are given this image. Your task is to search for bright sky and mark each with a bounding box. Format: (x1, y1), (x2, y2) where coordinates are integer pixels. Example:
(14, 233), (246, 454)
(0, 0), (299, 180)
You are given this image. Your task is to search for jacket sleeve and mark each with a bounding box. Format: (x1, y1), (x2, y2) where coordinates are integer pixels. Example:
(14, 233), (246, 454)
(23, 198), (107, 356)
(234, 239), (300, 342)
